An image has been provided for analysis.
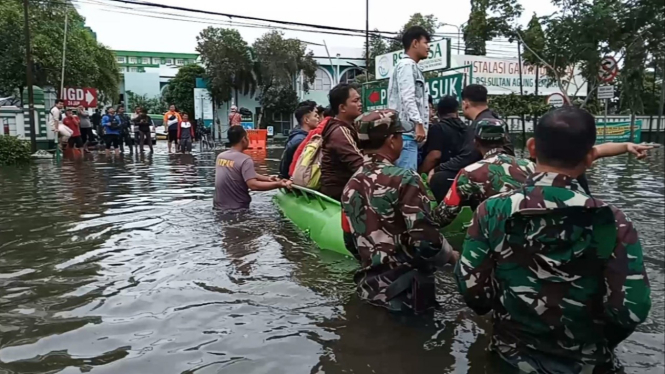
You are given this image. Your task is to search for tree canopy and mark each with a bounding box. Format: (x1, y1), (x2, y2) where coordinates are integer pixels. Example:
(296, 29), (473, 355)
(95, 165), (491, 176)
(0, 0), (120, 102)
(163, 64), (206, 119)
(464, 0), (523, 55)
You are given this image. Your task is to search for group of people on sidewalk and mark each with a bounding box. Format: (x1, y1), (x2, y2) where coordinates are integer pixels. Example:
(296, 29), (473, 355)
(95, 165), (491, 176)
(48, 101), (200, 156)
(212, 25), (653, 374)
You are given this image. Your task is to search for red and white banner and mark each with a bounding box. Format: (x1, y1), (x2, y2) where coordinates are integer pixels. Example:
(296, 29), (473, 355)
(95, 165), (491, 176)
(61, 87), (98, 108)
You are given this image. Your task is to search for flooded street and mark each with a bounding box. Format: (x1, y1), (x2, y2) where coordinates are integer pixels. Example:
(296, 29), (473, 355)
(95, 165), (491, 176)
(0, 143), (663, 374)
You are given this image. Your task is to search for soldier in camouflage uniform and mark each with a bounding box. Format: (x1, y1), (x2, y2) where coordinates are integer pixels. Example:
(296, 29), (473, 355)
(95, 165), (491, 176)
(433, 119), (535, 227)
(457, 106), (651, 373)
(341, 109), (458, 314)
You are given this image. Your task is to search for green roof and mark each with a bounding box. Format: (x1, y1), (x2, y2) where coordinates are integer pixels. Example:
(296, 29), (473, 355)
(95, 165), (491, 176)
(113, 50), (198, 59)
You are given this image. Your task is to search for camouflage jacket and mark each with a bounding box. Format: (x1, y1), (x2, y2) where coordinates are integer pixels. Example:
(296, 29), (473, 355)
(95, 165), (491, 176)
(433, 149), (535, 227)
(341, 154), (454, 312)
(457, 172), (651, 373)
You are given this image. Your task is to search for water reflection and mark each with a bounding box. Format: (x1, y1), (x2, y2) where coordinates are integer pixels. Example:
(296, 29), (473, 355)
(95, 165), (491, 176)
(0, 144), (662, 374)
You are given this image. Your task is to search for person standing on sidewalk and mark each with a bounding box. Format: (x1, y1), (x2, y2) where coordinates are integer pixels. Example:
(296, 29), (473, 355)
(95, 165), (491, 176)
(117, 106), (134, 155)
(102, 107), (122, 156)
(77, 106), (93, 153)
(178, 113), (195, 154)
(387, 26), (431, 172)
(164, 104), (182, 153)
(229, 105), (242, 127)
(63, 109), (83, 152)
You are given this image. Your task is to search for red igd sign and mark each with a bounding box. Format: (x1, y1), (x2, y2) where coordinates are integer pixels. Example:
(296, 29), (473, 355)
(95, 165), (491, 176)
(61, 87), (98, 108)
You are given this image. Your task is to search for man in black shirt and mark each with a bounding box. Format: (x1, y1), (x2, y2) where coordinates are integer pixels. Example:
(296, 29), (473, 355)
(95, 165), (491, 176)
(428, 85), (514, 202)
(420, 95), (468, 175)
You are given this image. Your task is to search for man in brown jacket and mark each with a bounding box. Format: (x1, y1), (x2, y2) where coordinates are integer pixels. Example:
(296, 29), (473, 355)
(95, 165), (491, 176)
(320, 83), (364, 201)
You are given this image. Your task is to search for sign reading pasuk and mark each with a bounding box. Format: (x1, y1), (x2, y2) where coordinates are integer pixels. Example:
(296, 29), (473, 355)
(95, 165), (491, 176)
(363, 73), (463, 111)
(375, 39), (451, 79)
(62, 87), (98, 108)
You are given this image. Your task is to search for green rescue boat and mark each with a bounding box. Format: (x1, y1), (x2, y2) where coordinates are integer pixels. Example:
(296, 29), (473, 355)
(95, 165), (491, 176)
(273, 185), (473, 257)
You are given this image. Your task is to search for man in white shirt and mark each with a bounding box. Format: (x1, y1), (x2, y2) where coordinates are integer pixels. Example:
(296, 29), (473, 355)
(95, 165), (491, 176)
(49, 99), (71, 141)
(387, 26), (431, 172)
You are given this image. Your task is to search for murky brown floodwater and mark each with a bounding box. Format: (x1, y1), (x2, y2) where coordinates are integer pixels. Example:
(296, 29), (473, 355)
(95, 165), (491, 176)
(0, 143), (663, 374)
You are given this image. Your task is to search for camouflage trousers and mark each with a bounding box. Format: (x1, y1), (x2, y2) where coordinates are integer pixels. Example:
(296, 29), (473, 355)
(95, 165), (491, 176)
(492, 337), (624, 374)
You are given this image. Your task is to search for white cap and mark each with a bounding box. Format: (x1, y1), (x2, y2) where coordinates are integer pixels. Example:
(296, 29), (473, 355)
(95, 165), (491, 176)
(231, 105), (238, 112)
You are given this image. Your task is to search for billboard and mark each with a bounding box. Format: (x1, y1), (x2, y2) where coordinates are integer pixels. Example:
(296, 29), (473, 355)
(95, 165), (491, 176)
(375, 39), (451, 80)
(451, 55), (587, 97)
(363, 73), (463, 112)
(596, 121), (642, 143)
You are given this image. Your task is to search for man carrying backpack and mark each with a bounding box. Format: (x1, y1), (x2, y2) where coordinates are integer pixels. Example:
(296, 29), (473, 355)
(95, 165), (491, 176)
(278, 103), (319, 179)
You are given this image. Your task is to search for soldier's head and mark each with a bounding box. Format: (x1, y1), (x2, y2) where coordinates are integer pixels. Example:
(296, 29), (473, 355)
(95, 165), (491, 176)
(437, 95), (459, 119)
(329, 83), (362, 122)
(473, 119), (508, 155)
(461, 84), (489, 120)
(295, 103), (318, 131)
(356, 109), (405, 161)
(228, 126), (249, 151)
(528, 106), (596, 176)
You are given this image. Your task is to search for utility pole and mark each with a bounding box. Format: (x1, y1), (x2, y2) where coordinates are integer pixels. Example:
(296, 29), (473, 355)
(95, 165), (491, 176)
(60, 12), (69, 98)
(365, 0), (369, 69)
(517, 41), (526, 143)
(22, 0), (37, 153)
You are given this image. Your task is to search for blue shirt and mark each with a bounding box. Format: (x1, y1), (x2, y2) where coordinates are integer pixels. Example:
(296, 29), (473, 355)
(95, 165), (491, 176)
(102, 114), (121, 135)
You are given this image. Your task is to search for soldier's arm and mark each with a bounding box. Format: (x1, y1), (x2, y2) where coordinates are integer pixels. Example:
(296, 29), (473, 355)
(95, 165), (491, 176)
(603, 207), (651, 348)
(454, 201), (495, 315)
(398, 174), (453, 264)
(433, 170), (475, 227)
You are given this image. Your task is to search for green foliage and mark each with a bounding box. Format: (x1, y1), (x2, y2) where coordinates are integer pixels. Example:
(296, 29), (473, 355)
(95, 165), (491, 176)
(125, 91), (167, 114)
(489, 94), (550, 117)
(0, 0), (119, 101)
(253, 31), (317, 91)
(514, 0), (663, 109)
(363, 30), (390, 80)
(387, 13), (440, 51)
(0, 135), (31, 166)
(464, 0), (523, 55)
(258, 85), (298, 119)
(196, 27), (255, 104)
(163, 64), (205, 119)
(521, 14), (545, 66)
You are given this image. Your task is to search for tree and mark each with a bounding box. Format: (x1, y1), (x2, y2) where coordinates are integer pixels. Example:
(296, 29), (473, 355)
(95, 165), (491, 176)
(515, 0), (662, 107)
(388, 13), (440, 52)
(252, 31), (317, 124)
(362, 29), (390, 81)
(463, 0), (523, 55)
(0, 0), (119, 101)
(196, 27), (255, 106)
(163, 64), (205, 119)
(126, 91), (167, 114)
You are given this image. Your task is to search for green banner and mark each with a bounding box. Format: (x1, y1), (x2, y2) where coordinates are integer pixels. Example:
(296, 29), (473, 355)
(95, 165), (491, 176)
(362, 73), (464, 112)
(595, 121), (641, 143)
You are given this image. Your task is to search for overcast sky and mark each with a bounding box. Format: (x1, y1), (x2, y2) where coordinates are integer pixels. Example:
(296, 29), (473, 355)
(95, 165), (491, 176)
(76, 0), (557, 56)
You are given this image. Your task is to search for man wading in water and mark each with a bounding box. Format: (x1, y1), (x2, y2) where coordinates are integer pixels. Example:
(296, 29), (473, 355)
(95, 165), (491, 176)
(457, 106), (651, 373)
(341, 110), (458, 314)
(214, 126), (291, 211)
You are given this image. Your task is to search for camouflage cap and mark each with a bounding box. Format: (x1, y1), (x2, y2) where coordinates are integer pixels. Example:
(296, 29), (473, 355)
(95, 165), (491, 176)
(474, 118), (507, 140)
(356, 109), (406, 141)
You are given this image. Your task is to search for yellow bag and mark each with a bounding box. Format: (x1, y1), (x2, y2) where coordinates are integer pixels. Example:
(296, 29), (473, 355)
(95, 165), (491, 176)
(292, 134), (323, 189)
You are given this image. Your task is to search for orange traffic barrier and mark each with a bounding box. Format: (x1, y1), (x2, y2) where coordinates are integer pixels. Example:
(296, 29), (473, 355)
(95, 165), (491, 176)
(247, 129), (267, 150)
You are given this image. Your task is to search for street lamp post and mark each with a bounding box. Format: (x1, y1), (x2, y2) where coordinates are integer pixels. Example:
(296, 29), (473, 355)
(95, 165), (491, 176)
(440, 23), (461, 54)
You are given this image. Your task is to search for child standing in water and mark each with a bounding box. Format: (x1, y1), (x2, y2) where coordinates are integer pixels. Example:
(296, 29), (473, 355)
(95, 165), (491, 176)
(177, 113), (195, 154)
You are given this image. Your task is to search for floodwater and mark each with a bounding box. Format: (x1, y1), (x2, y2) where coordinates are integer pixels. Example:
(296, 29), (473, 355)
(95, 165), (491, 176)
(0, 144), (663, 374)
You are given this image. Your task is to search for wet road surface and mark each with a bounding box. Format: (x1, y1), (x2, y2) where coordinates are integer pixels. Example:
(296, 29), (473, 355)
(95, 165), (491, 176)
(0, 144), (663, 373)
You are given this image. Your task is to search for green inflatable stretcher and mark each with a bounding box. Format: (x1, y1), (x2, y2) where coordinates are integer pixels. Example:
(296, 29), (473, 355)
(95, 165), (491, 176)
(273, 185), (473, 257)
